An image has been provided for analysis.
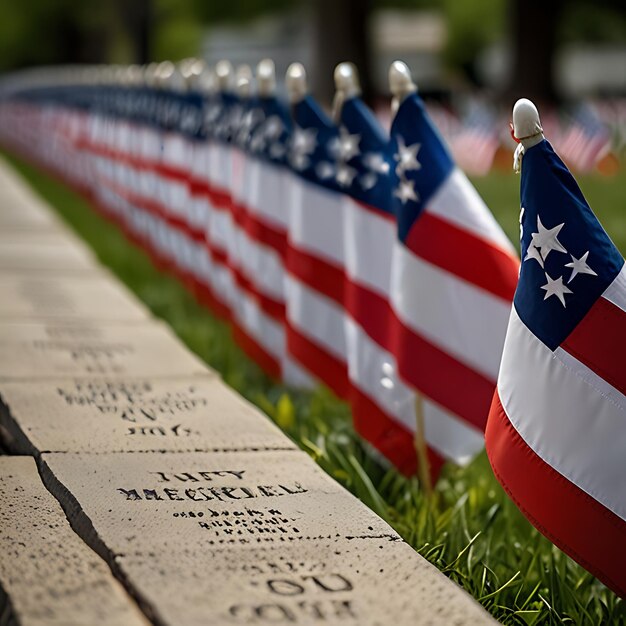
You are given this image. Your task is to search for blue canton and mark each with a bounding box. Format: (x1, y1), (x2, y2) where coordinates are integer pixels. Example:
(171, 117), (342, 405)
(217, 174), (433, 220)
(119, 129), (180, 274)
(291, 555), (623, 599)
(390, 93), (454, 241)
(335, 96), (393, 215)
(288, 95), (340, 192)
(516, 139), (624, 350)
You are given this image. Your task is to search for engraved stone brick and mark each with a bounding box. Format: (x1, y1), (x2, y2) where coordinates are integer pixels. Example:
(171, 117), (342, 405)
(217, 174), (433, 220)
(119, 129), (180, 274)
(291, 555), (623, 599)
(0, 456), (148, 626)
(0, 274), (149, 321)
(40, 451), (496, 625)
(0, 236), (98, 273)
(0, 377), (295, 454)
(0, 321), (211, 380)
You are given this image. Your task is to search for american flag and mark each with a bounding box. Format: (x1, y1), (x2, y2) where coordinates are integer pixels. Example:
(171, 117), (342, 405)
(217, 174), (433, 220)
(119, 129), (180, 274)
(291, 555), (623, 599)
(389, 92), (519, 474)
(555, 104), (611, 174)
(284, 93), (349, 398)
(449, 102), (500, 177)
(486, 136), (626, 597)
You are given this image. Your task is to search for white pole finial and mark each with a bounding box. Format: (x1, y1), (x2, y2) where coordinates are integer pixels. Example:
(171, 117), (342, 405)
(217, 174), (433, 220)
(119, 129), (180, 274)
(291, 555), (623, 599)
(156, 61), (186, 92)
(285, 63), (307, 104)
(257, 58), (276, 97)
(235, 64), (253, 98)
(180, 58), (204, 85)
(333, 62), (361, 98)
(512, 98), (544, 173)
(144, 62), (159, 87)
(215, 60), (234, 92)
(332, 62), (361, 122)
(389, 60), (417, 117)
(195, 64), (216, 94)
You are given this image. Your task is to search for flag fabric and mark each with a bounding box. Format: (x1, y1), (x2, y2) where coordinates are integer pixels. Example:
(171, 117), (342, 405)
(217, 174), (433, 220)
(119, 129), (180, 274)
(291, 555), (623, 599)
(449, 102), (500, 177)
(389, 92), (520, 470)
(285, 94), (349, 397)
(334, 94), (427, 474)
(224, 89), (313, 385)
(555, 104), (612, 174)
(485, 137), (626, 597)
(0, 73), (526, 482)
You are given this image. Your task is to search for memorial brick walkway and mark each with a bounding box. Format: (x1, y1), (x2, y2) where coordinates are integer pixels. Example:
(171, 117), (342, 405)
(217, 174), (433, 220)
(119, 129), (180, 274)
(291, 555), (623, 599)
(0, 156), (496, 625)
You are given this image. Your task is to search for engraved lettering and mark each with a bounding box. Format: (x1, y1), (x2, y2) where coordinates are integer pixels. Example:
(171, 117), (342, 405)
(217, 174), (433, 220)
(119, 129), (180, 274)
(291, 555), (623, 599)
(117, 488), (142, 500)
(304, 574), (354, 593)
(267, 579), (306, 596)
(143, 489), (164, 501)
(163, 488), (184, 501)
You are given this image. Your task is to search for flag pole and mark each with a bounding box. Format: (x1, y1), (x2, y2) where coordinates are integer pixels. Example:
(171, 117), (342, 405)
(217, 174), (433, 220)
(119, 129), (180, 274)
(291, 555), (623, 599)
(387, 61), (433, 496)
(414, 392), (433, 496)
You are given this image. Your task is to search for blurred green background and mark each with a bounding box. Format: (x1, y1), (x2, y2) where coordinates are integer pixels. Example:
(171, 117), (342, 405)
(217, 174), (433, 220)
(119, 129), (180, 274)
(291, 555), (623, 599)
(0, 0), (624, 105)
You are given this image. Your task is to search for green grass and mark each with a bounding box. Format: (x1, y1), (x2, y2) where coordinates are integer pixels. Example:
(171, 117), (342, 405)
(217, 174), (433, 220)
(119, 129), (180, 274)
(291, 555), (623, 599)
(6, 152), (625, 625)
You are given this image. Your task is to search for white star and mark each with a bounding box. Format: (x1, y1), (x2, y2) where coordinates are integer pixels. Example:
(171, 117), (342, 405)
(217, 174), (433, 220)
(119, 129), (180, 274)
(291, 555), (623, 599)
(264, 116), (284, 140)
(269, 142), (286, 160)
(394, 177), (418, 204)
(204, 103), (222, 125)
(359, 172), (378, 190)
(524, 245), (544, 268)
(541, 272), (573, 307)
(394, 136), (421, 175)
(249, 129), (266, 153)
(331, 126), (361, 161)
(363, 152), (390, 175)
(519, 206), (525, 242)
(315, 161), (334, 180)
(530, 215), (567, 262)
(291, 126), (317, 154)
(289, 126), (317, 170)
(565, 251), (597, 283)
(336, 162), (358, 187)
(237, 108), (263, 145)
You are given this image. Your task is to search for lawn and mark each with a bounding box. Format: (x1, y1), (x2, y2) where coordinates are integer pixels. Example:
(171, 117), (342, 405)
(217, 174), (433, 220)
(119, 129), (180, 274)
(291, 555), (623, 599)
(5, 152), (626, 625)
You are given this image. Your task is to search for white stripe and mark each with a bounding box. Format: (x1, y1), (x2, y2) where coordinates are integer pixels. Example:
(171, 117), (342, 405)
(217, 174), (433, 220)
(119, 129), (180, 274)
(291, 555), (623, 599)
(343, 197), (394, 297)
(287, 176), (345, 265)
(428, 168), (516, 256)
(603, 262), (626, 313)
(283, 357), (315, 389)
(498, 306), (626, 522)
(209, 143), (232, 191)
(162, 133), (188, 168)
(237, 230), (285, 301)
(345, 319), (484, 464)
(252, 160), (290, 230)
(554, 347), (626, 412)
(390, 242), (510, 380)
(285, 276), (347, 361)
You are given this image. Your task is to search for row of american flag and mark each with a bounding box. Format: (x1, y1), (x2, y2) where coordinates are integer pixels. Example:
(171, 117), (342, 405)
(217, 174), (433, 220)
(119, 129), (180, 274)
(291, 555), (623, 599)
(380, 97), (625, 177)
(0, 59), (623, 598)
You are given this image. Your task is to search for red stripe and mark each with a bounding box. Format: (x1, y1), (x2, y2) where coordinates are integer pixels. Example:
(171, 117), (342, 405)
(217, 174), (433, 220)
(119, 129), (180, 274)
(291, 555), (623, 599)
(103, 173), (287, 327)
(230, 263), (286, 322)
(389, 319), (495, 432)
(243, 211), (288, 260)
(188, 176), (212, 198)
(353, 197), (395, 223)
(288, 242), (496, 433)
(486, 390), (626, 598)
(562, 296), (626, 397)
(344, 281), (391, 350)
(406, 211), (518, 302)
(286, 246), (345, 306)
(350, 386), (444, 480)
(22, 132), (493, 467)
(287, 260), (494, 433)
(286, 324), (350, 399)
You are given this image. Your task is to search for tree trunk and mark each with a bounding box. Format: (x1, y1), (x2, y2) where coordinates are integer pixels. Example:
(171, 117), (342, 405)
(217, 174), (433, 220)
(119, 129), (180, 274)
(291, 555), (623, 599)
(505, 0), (563, 107)
(311, 0), (374, 107)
